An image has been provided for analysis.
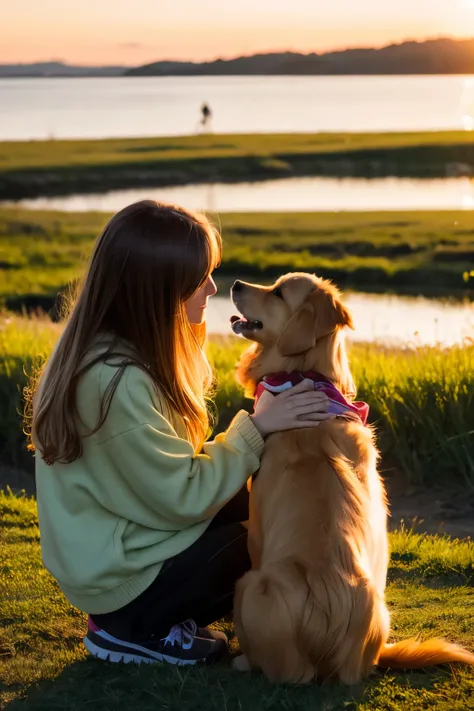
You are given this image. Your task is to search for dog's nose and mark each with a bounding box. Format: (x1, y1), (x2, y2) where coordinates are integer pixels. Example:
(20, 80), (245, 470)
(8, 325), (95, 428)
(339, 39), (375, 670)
(232, 280), (244, 293)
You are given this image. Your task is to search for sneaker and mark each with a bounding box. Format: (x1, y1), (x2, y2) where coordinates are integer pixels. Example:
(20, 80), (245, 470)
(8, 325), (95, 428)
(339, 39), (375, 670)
(174, 618), (228, 644)
(84, 616), (227, 665)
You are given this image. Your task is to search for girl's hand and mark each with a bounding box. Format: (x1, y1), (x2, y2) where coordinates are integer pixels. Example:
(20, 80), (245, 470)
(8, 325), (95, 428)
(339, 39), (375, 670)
(250, 379), (334, 438)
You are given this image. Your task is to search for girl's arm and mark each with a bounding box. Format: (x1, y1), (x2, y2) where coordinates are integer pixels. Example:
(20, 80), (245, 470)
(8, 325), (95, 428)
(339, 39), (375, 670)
(98, 367), (329, 528)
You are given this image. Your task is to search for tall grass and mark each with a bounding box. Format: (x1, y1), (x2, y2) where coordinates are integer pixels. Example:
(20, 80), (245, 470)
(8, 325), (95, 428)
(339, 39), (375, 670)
(352, 344), (474, 486)
(0, 313), (61, 469)
(1, 313), (473, 487)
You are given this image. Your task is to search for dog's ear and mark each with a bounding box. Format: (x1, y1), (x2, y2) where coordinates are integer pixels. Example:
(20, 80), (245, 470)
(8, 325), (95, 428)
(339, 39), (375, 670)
(277, 303), (316, 356)
(278, 292), (354, 357)
(335, 301), (354, 331)
(312, 290), (355, 337)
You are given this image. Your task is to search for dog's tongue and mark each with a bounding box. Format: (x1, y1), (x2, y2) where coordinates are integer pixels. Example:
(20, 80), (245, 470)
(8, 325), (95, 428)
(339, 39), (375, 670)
(230, 314), (263, 335)
(230, 314), (247, 335)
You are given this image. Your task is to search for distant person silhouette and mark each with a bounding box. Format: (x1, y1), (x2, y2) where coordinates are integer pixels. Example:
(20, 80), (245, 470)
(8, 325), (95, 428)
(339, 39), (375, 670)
(199, 102), (212, 132)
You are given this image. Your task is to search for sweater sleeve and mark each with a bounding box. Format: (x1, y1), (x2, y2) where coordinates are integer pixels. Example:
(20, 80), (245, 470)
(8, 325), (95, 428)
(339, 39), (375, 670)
(96, 367), (264, 526)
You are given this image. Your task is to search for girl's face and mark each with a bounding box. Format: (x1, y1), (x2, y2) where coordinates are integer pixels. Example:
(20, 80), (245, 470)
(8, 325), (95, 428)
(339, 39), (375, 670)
(185, 274), (217, 324)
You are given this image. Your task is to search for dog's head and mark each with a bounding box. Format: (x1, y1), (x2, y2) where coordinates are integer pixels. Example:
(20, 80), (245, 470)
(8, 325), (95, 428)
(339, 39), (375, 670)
(231, 272), (353, 354)
(231, 273), (355, 394)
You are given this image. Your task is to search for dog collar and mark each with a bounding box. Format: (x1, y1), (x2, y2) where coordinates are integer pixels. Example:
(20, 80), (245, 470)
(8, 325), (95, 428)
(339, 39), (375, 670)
(254, 371), (369, 425)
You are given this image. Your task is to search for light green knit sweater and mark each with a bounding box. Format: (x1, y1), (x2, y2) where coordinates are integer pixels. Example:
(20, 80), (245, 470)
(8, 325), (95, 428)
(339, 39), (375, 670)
(35, 345), (263, 614)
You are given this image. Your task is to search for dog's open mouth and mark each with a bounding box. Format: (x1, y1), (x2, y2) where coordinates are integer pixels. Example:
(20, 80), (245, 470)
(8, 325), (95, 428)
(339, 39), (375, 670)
(230, 314), (263, 335)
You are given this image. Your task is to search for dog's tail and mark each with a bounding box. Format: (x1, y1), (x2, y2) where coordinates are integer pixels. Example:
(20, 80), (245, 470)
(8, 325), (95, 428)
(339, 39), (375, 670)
(377, 638), (474, 669)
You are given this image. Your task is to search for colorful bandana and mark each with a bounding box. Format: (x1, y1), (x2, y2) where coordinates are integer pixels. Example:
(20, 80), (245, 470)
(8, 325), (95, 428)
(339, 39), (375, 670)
(254, 371), (369, 425)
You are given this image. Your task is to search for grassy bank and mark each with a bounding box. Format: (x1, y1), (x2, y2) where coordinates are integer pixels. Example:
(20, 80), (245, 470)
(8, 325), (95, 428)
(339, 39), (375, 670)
(1, 490), (474, 710)
(1, 313), (473, 487)
(1, 131), (474, 198)
(1, 208), (474, 310)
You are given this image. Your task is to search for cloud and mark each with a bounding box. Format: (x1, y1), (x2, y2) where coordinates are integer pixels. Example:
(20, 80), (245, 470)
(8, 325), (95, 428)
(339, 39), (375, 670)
(117, 42), (146, 50)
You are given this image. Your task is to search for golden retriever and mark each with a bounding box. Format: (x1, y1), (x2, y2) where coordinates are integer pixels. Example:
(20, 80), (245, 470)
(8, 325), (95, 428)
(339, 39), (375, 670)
(230, 272), (474, 684)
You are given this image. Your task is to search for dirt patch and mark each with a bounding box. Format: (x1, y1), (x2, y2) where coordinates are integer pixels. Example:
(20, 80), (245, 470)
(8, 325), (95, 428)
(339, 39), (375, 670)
(386, 475), (474, 539)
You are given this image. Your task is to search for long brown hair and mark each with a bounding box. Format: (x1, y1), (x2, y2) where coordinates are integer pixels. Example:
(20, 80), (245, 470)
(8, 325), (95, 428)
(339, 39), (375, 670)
(28, 200), (222, 463)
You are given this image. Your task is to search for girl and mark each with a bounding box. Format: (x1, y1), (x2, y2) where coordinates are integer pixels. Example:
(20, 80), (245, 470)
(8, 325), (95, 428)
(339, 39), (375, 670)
(30, 201), (330, 666)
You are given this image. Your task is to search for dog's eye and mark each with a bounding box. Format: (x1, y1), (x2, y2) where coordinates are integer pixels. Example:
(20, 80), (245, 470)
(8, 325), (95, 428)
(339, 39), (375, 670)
(272, 287), (284, 300)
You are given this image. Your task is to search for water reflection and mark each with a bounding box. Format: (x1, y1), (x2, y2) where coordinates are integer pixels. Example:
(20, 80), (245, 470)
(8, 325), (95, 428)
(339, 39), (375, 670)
(461, 77), (474, 132)
(7, 176), (474, 213)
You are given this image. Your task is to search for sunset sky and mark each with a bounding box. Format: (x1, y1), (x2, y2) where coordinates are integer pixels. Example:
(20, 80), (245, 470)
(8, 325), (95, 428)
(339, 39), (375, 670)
(3, 0), (474, 66)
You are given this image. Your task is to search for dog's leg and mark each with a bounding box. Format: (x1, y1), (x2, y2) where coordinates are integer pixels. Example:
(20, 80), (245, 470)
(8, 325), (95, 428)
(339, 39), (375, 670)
(247, 487), (263, 568)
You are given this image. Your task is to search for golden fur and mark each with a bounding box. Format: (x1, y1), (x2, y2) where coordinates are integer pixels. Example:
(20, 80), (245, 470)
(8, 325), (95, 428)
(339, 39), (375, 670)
(232, 272), (474, 684)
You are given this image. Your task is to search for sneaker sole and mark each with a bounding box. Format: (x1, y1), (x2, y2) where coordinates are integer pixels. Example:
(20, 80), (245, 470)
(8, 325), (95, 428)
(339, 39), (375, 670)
(83, 635), (201, 665)
(83, 629), (221, 666)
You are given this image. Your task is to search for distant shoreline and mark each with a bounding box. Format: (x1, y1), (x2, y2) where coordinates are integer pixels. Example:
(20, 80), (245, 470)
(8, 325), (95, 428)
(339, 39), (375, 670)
(2, 72), (474, 78)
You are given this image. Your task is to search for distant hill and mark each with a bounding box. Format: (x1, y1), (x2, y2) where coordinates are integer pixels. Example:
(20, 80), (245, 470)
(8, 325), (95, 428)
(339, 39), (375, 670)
(4, 38), (474, 78)
(126, 53), (307, 77)
(126, 38), (474, 76)
(0, 62), (126, 77)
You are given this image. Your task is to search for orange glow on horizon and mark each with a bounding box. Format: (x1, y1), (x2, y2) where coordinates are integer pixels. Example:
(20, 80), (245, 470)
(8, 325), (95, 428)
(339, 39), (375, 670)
(2, 0), (473, 66)
(2, 31), (473, 66)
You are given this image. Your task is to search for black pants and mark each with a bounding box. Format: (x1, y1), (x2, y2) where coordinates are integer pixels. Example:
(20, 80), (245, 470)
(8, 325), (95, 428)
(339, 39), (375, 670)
(91, 486), (251, 642)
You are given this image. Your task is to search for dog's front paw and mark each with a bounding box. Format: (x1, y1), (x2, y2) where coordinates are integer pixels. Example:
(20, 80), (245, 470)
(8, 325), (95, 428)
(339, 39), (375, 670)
(233, 654), (251, 672)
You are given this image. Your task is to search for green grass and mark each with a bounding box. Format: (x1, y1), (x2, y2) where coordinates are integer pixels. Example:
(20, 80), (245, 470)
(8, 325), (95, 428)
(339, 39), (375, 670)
(0, 313), (61, 469)
(1, 314), (474, 487)
(1, 491), (474, 710)
(217, 210), (474, 292)
(1, 208), (474, 309)
(1, 131), (474, 197)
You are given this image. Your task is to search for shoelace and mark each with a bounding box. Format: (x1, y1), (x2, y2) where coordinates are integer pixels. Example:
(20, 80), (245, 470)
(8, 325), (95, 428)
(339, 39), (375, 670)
(162, 619), (197, 650)
(182, 619), (198, 635)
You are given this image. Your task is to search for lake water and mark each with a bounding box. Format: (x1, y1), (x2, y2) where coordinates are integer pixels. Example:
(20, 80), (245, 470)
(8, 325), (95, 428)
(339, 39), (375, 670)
(1, 75), (474, 140)
(3, 75), (474, 347)
(207, 293), (474, 347)
(9, 176), (474, 213)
